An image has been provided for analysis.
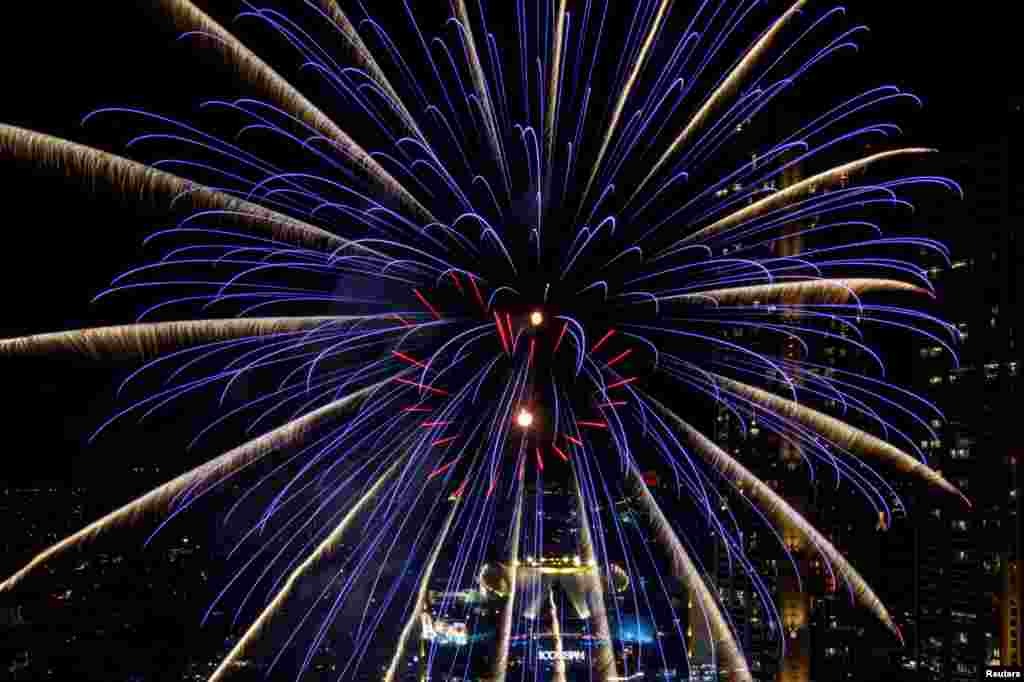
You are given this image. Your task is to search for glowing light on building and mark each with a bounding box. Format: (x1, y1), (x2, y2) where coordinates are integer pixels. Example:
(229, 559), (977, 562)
(538, 650), (585, 662)
(421, 613), (468, 646)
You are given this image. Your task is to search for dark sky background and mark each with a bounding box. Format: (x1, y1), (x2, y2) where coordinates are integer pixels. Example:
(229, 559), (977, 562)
(0, 0), (1011, 489)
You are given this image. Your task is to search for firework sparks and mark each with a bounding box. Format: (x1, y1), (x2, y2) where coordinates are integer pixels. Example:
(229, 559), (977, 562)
(0, 0), (965, 679)
(0, 380), (388, 594)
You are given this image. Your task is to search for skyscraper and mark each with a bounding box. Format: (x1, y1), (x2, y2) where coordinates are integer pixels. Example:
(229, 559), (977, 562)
(696, 99), (1023, 681)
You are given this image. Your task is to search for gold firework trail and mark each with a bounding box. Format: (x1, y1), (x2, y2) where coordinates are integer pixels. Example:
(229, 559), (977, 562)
(0, 124), (350, 252)
(630, 0), (809, 206)
(629, 466), (753, 682)
(713, 374), (970, 504)
(0, 317), (340, 360)
(661, 278), (929, 306)
(572, 466), (619, 682)
(210, 447), (412, 682)
(645, 394), (900, 637)
(157, 0), (435, 225)
(579, 0), (674, 214)
(0, 381), (385, 595)
(382, 495), (462, 682)
(491, 487), (524, 682)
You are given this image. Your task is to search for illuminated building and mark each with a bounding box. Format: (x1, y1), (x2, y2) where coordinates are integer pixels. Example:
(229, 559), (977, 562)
(0, 478), (235, 681)
(997, 560), (1021, 667)
(412, 486), (690, 681)
(878, 98), (1022, 680)
(696, 155), (815, 682)
(698, 144), (882, 682)
(696, 100), (1024, 681)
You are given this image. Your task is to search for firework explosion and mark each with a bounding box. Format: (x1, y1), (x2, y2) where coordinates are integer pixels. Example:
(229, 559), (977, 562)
(0, 1), (967, 680)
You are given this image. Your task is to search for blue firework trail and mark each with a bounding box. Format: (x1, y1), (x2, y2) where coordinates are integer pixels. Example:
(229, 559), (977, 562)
(0, 1), (968, 680)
